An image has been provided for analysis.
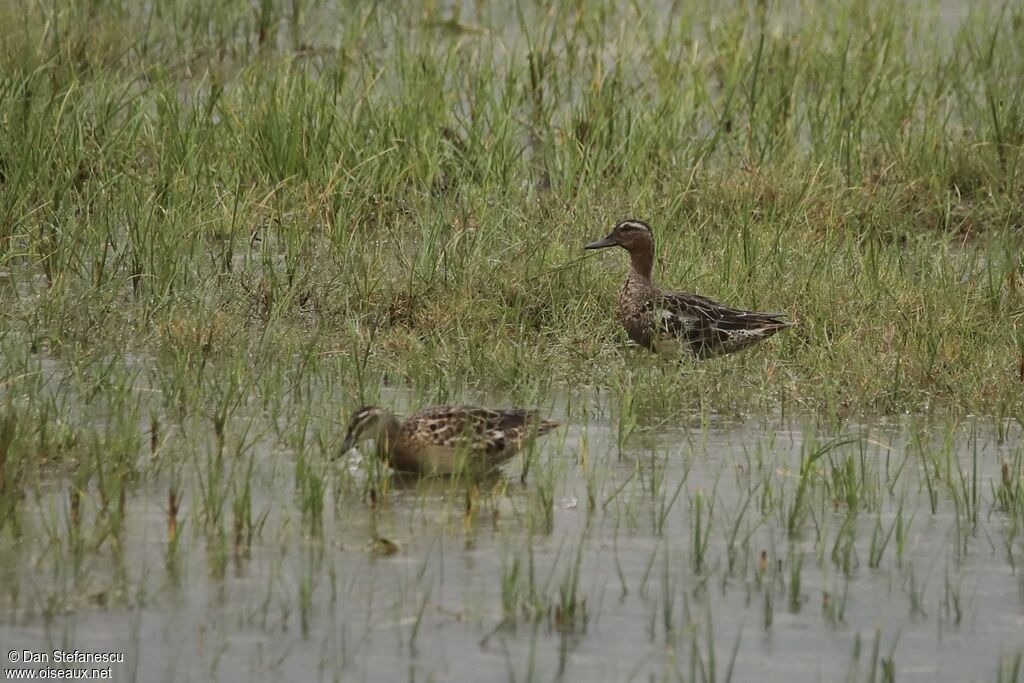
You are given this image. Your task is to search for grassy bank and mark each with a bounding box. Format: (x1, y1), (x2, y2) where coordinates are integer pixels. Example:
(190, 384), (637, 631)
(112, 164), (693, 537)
(1, 0), (1023, 424)
(1, 4), (1024, 681)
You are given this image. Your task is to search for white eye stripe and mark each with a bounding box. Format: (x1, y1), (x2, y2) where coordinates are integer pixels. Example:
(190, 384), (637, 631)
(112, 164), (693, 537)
(354, 408), (381, 422)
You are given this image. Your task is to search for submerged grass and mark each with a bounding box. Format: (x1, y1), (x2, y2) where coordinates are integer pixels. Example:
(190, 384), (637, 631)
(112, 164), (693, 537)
(1, 1), (1024, 681)
(0, 0), (1023, 419)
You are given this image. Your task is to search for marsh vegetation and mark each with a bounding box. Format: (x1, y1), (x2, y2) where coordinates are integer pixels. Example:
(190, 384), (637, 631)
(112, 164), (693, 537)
(1, 0), (1023, 680)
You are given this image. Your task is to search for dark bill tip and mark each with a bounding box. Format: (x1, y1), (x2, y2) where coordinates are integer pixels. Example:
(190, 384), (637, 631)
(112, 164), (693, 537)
(336, 435), (355, 459)
(584, 236), (617, 250)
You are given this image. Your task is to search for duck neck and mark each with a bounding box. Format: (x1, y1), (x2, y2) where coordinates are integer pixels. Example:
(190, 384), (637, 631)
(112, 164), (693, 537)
(628, 240), (655, 283)
(375, 414), (403, 458)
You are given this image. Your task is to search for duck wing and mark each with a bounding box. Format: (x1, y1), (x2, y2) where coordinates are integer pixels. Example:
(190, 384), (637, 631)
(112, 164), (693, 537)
(405, 406), (559, 457)
(651, 291), (794, 357)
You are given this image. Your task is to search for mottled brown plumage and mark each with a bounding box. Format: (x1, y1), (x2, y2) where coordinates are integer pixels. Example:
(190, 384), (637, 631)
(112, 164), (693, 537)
(585, 219), (794, 358)
(337, 405), (559, 475)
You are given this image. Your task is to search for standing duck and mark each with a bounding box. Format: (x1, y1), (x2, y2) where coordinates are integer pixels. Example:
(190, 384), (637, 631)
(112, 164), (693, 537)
(337, 405), (560, 475)
(584, 219), (795, 358)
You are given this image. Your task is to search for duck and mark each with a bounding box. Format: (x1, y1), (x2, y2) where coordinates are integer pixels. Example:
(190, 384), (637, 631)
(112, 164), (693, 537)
(584, 219), (795, 358)
(337, 405), (560, 475)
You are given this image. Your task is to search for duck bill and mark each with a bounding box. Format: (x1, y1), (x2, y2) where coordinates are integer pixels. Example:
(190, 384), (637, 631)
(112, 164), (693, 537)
(584, 235), (617, 250)
(337, 434), (356, 459)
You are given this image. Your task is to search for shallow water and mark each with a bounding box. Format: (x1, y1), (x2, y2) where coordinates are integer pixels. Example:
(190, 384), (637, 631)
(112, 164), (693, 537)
(1, 389), (1022, 682)
(2, 0), (1021, 678)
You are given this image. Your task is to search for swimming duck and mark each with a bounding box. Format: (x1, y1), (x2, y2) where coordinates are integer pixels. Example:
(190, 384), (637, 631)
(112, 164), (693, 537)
(337, 405), (559, 475)
(585, 219), (795, 358)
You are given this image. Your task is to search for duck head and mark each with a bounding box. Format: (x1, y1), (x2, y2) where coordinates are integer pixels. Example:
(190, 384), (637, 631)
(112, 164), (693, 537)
(584, 219), (654, 252)
(338, 406), (400, 457)
(585, 219), (655, 279)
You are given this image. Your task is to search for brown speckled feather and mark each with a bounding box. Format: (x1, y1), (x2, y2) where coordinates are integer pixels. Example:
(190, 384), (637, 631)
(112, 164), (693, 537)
(589, 219), (795, 358)
(393, 406), (558, 473)
(339, 405), (559, 475)
(645, 291), (794, 358)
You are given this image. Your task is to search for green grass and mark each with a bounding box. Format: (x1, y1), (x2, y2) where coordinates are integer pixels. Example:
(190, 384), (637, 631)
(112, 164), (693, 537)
(1, 2), (1024, 681)
(0, 0), (1022, 423)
